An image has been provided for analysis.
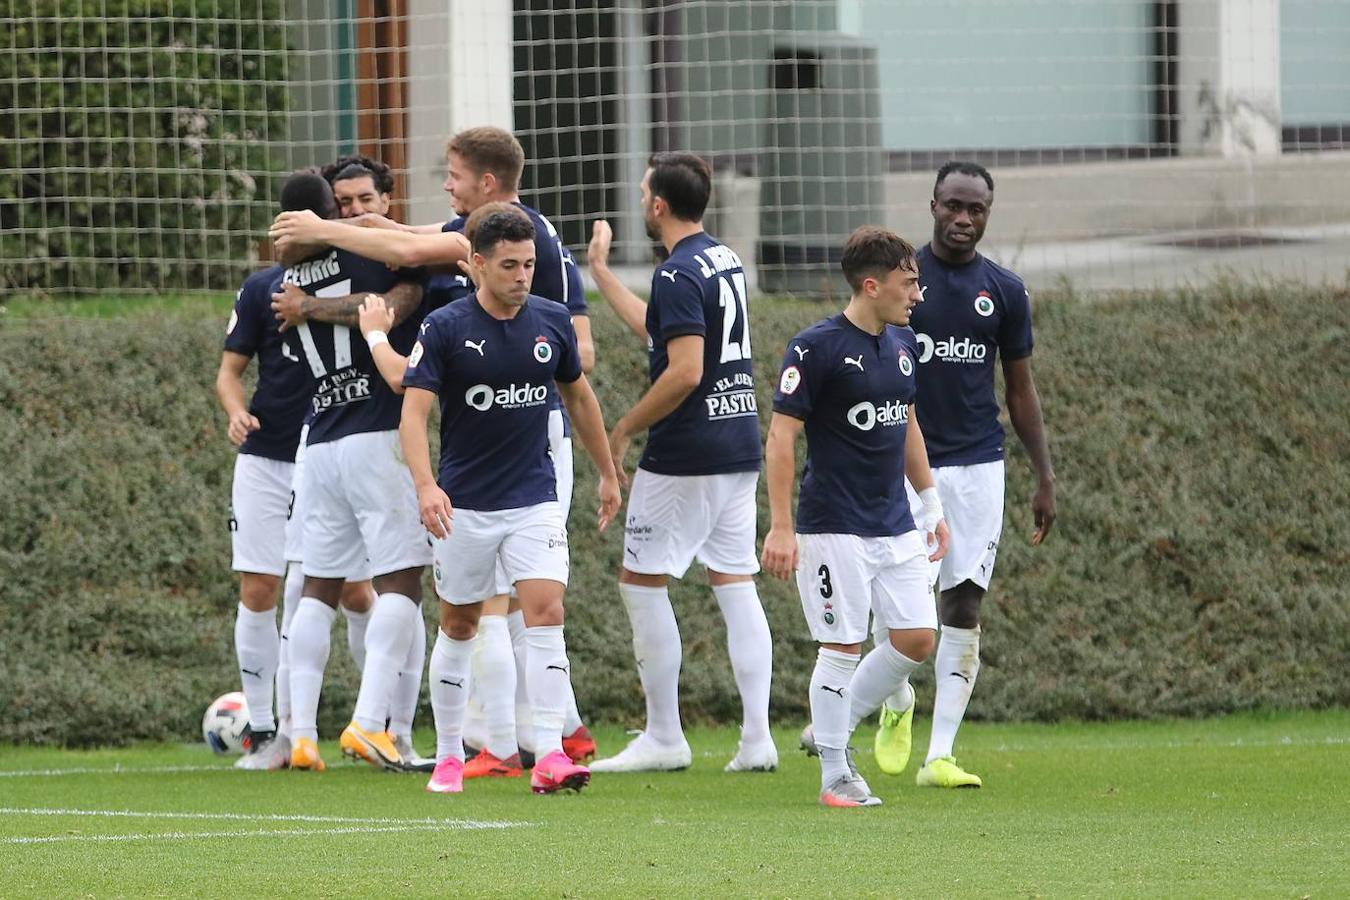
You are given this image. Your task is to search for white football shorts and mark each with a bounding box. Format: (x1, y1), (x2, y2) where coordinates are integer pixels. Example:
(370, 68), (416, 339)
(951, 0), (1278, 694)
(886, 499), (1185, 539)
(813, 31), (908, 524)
(230, 453), (294, 577)
(301, 429), (431, 580)
(622, 468), (760, 578)
(433, 502), (569, 605)
(283, 425), (308, 563)
(906, 460), (1005, 592)
(795, 530), (936, 644)
(549, 408), (574, 523)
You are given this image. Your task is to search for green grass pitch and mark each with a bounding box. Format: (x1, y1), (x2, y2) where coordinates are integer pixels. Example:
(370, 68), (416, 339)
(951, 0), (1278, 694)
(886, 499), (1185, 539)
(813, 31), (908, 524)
(2, 710), (1345, 897)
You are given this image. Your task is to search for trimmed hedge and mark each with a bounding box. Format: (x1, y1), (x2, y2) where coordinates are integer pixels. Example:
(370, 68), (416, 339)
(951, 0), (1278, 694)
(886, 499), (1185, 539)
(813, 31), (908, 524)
(1, 281), (1347, 745)
(0, 1), (288, 294)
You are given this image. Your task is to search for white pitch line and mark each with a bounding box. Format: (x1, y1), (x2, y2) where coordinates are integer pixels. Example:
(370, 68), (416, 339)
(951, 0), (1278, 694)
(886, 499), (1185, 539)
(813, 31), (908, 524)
(0, 765), (229, 778)
(0, 807), (524, 829)
(3, 824), (472, 846)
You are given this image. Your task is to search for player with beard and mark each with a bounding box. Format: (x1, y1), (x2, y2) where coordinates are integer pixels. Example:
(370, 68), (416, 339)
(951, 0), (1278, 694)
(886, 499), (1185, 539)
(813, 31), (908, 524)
(587, 153), (776, 774)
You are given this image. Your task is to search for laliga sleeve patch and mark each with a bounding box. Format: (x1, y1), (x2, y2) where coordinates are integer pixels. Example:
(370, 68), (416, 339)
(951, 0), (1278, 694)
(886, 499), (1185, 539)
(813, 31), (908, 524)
(408, 341), (425, 368)
(779, 365), (802, 395)
(226, 308), (239, 335)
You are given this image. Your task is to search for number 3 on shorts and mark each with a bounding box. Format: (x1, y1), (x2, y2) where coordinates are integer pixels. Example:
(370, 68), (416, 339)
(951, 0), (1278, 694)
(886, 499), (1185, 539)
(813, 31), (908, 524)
(817, 563), (833, 599)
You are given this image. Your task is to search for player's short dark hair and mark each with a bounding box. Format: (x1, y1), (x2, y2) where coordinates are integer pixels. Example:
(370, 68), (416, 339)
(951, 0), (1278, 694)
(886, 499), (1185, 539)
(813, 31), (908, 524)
(280, 171), (337, 220)
(647, 152), (712, 222)
(466, 201), (535, 256)
(935, 160), (994, 195)
(448, 127), (525, 194)
(840, 226), (917, 292)
(322, 154), (394, 194)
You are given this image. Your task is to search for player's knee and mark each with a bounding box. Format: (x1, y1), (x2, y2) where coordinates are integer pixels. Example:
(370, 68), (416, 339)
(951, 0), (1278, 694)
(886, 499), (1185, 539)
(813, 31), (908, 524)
(939, 581), (983, 629)
(338, 580), (375, 613)
(619, 567), (667, 588)
(438, 604), (480, 641)
(238, 573), (282, 611)
(889, 628), (936, 662)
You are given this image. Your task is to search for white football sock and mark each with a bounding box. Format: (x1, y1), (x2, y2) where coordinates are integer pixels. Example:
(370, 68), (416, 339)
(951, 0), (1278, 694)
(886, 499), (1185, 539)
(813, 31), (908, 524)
(341, 605), (370, 672)
(234, 604), (279, 733)
(848, 640), (923, 732)
(876, 614), (920, 714)
(352, 592), (416, 733)
(473, 615), (518, 759)
(619, 583), (684, 746)
(276, 564), (303, 735)
(429, 629), (473, 763)
(525, 625), (571, 757)
(711, 581), (773, 744)
(506, 610), (535, 753)
(388, 601), (427, 741)
(928, 625), (981, 763)
(287, 597), (335, 743)
(810, 647), (858, 789)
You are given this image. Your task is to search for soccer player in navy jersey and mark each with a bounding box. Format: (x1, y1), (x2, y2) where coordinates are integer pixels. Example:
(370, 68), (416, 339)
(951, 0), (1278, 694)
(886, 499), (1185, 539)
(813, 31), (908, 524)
(216, 173), (382, 771)
(587, 153), (776, 774)
(270, 129), (598, 771)
(871, 162), (1057, 789)
(395, 204), (620, 795)
(763, 226), (950, 807)
(323, 153), (394, 219)
(262, 174), (434, 774)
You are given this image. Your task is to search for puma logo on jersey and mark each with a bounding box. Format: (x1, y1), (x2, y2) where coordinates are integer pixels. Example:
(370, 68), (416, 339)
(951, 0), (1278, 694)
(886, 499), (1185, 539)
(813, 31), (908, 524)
(281, 343), (300, 363)
(454, 275), (469, 287)
(420, 321), (431, 335)
(793, 345), (809, 360)
(844, 354), (864, 372)
(660, 269), (678, 282)
(465, 339), (485, 356)
(919, 284), (929, 302)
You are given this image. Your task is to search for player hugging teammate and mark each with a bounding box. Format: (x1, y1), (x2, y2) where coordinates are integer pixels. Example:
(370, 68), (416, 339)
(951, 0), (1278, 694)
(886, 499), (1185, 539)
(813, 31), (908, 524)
(218, 149), (1053, 806)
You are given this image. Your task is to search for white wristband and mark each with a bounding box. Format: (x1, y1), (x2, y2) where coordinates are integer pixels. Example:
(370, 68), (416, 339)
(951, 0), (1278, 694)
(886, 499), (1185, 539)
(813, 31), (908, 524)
(912, 488), (945, 531)
(365, 330), (389, 350)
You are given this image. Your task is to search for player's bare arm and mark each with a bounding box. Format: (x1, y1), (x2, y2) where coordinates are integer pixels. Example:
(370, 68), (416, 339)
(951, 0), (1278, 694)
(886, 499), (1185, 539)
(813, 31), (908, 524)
(761, 412), (804, 580)
(270, 208), (469, 271)
(271, 279), (423, 332)
(215, 351), (259, 446)
(351, 213), (446, 234)
(608, 333), (703, 485)
(904, 405), (951, 562)
(399, 386), (454, 539)
(587, 219), (648, 340)
(572, 315), (596, 374)
(557, 375), (622, 532)
(356, 295), (407, 393)
(1002, 355), (1057, 545)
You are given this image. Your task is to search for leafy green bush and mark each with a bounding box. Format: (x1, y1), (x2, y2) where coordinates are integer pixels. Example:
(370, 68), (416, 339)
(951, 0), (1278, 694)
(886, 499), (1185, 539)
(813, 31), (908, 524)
(0, 1), (288, 295)
(1, 281), (1346, 745)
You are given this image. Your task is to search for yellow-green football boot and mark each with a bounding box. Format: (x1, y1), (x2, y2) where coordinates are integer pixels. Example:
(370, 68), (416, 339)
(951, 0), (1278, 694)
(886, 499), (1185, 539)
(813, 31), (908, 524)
(873, 701), (915, 775)
(915, 756), (982, 788)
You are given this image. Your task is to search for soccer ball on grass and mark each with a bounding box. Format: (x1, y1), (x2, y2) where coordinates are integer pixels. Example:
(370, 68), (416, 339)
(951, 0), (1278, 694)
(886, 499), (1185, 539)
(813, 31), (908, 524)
(202, 691), (252, 754)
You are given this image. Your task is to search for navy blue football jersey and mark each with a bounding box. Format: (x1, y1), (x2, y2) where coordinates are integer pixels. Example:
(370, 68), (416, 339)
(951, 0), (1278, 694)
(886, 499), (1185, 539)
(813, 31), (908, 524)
(428, 202), (587, 435)
(639, 232), (762, 476)
(401, 295), (582, 511)
(773, 315), (920, 537)
(427, 203), (586, 316)
(910, 244), (1033, 467)
(223, 265), (308, 462)
(278, 248), (425, 446)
